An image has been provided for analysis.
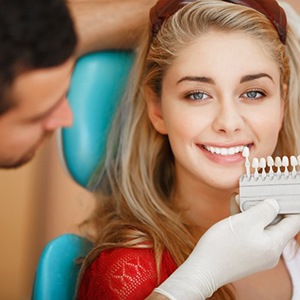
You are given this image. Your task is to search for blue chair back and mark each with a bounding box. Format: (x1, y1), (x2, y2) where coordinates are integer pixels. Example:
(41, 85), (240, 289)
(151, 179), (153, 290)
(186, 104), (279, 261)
(32, 234), (93, 300)
(32, 50), (135, 299)
(61, 50), (135, 187)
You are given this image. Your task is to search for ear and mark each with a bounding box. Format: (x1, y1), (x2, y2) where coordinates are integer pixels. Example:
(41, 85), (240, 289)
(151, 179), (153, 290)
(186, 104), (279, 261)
(145, 87), (168, 134)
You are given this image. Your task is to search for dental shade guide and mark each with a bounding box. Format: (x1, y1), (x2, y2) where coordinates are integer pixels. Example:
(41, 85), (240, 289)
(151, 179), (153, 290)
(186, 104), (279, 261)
(239, 147), (300, 214)
(242, 147), (250, 178)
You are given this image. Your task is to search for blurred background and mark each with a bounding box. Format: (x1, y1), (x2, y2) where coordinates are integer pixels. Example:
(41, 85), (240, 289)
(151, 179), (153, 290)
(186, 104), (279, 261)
(0, 136), (95, 300)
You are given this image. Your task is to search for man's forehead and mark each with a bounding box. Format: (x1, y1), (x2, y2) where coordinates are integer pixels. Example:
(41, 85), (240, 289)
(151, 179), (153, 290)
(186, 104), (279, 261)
(3, 58), (74, 118)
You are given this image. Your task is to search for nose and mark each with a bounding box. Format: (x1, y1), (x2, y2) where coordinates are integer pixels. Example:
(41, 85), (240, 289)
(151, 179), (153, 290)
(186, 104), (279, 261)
(43, 98), (73, 131)
(212, 101), (244, 134)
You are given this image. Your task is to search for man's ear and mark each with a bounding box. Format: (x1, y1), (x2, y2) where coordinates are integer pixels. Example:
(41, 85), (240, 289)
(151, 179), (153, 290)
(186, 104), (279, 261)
(145, 87), (168, 134)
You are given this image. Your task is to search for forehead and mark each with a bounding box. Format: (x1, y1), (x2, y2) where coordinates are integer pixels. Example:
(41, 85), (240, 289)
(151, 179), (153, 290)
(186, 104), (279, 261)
(6, 58), (74, 118)
(165, 30), (279, 82)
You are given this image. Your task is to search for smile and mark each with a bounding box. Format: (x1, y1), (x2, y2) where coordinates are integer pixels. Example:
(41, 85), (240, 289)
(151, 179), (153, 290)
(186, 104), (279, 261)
(203, 145), (246, 156)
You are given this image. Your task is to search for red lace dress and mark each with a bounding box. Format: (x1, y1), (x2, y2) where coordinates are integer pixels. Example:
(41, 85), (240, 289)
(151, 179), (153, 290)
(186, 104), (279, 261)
(78, 247), (177, 299)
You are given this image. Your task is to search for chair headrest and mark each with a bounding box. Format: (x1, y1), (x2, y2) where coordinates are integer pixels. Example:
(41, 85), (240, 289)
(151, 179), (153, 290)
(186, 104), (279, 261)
(59, 51), (135, 188)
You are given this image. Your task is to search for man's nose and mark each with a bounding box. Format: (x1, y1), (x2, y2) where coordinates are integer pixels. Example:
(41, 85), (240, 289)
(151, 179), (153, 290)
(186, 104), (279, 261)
(43, 98), (73, 131)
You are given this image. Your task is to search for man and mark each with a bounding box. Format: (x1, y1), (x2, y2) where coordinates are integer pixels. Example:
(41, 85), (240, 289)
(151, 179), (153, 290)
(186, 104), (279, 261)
(0, 0), (76, 168)
(0, 0), (157, 169)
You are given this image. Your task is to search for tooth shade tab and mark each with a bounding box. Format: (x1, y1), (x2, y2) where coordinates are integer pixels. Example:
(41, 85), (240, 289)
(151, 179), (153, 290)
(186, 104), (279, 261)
(275, 156), (282, 167)
(259, 157), (266, 168)
(282, 156), (289, 176)
(282, 156), (289, 167)
(252, 157), (259, 168)
(275, 156), (282, 174)
(267, 156), (275, 167)
(291, 156), (297, 176)
(252, 158), (259, 178)
(260, 158), (267, 178)
(242, 146), (249, 158)
(266, 156), (274, 175)
(291, 156), (298, 167)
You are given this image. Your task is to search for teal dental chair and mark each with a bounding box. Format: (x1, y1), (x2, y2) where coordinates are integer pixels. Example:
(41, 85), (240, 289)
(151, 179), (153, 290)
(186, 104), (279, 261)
(31, 50), (135, 300)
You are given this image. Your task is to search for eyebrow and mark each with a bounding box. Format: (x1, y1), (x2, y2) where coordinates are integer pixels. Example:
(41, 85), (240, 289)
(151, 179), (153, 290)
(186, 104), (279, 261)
(177, 76), (215, 85)
(240, 73), (274, 83)
(177, 73), (274, 85)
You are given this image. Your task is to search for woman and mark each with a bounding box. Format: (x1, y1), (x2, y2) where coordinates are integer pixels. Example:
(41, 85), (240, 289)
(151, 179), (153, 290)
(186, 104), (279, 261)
(78, 0), (300, 298)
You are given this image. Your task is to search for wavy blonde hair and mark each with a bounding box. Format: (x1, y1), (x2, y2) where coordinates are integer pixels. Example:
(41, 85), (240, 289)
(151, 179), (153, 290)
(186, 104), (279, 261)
(79, 1), (300, 298)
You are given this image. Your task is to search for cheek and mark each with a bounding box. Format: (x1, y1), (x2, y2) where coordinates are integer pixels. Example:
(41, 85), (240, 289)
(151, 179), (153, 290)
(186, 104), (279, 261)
(162, 106), (211, 163)
(248, 104), (283, 153)
(10, 125), (44, 150)
(163, 105), (205, 141)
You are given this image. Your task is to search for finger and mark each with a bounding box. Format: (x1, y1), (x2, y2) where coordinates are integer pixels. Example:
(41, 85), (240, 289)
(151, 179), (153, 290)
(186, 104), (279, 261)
(267, 213), (300, 246)
(240, 199), (280, 227)
(235, 194), (240, 206)
(229, 193), (240, 215)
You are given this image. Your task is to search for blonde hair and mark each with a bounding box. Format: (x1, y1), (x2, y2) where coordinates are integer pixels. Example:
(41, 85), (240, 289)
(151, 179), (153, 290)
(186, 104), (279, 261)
(79, 1), (300, 298)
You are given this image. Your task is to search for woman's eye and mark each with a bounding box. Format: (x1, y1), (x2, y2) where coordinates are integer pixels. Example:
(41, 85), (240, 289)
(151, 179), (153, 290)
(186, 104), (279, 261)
(242, 90), (266, 99)
(186, 91), (209, 101)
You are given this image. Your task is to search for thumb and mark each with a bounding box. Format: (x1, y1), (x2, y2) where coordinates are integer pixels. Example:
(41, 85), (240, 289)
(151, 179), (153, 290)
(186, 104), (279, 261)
(243, 198), (280, 227)
(229, 193), (240, 215)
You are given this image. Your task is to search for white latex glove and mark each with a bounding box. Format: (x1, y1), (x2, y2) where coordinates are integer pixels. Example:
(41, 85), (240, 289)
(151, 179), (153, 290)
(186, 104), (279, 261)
(154, 198), (300, 300)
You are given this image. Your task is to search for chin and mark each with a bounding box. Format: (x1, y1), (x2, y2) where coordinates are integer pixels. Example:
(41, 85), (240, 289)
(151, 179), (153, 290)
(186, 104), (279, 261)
(204, 168), (242, 191)
(208, 179), (239, 192)
(16, 151), (36, 167)
(0, 152), (35, 169)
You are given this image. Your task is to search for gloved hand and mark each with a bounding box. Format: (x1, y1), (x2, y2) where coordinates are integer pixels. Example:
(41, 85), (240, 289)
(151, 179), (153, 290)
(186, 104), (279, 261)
(153, 198), (300, 300)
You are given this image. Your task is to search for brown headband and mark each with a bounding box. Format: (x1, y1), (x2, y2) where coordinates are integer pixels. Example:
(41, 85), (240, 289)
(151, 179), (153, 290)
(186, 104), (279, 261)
(150, 0), (287, 43)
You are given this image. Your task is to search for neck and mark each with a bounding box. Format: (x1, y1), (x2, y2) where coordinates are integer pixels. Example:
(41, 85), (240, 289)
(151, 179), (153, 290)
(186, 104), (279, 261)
(173, 176), (236, 234)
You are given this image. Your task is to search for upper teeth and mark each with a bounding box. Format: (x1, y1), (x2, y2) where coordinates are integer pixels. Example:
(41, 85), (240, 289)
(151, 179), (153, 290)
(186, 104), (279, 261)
(204, 145), (245, 155)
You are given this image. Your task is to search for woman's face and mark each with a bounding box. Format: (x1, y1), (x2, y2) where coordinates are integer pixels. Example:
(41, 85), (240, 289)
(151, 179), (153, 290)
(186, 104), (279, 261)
(147, 30), (284, 191)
